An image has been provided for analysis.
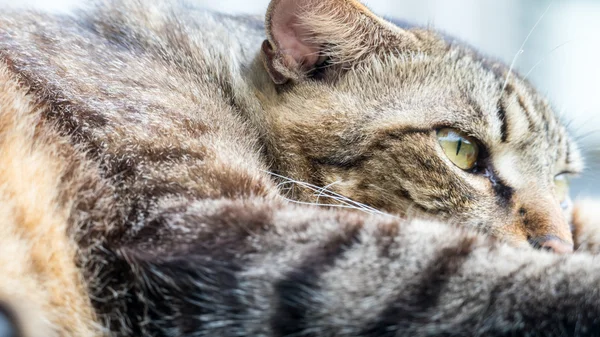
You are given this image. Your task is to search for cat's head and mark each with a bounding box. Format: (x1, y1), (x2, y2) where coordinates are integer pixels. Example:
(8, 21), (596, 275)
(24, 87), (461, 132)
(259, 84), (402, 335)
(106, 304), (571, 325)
(255, 0), (583, 253)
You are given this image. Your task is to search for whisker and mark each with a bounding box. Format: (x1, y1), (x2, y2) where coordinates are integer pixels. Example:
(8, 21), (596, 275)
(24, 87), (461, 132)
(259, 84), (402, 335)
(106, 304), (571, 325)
(262, 170), (397, 218)
(574, 129), (600, 143)
(303, 183), (389, 216)
(315, 180), (342, 204)
(287, 183), (380, 214)
(561, 112), (577, 131)
(523, 40), (572, 81)
(283, 198), (369, 211)
(502, 50), (523, 96)
(500, 2), (552, 100)
(562, 114), (600, 142)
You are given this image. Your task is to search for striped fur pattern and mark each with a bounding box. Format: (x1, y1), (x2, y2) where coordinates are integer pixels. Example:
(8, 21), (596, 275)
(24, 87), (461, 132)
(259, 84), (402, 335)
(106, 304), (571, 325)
(0, 64), (105, 336)
(0, 0), (599, 336)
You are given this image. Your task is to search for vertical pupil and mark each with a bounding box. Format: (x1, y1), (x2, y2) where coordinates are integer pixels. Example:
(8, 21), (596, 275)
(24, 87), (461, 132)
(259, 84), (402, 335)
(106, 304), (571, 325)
(437, 129), (480, 171)
(456, 138), (463, 156)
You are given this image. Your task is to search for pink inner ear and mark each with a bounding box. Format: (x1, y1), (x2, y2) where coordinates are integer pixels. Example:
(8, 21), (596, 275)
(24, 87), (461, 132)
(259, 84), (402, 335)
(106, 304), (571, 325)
(271, 0), (320, 70)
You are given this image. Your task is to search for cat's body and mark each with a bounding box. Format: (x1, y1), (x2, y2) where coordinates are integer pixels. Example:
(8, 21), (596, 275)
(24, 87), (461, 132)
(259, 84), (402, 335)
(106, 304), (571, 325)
(1, 0), (600, 336)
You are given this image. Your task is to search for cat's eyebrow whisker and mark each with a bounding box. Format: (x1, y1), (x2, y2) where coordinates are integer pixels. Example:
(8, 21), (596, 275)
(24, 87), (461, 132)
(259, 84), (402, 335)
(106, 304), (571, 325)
(502, 49), (524, 99)
(523, 40), (572, 81)
(500, 2), (552, 101)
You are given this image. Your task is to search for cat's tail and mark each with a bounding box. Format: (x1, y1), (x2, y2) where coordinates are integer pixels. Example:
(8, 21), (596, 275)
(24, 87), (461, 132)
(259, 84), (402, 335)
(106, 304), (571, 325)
(87, 197), (600, 337)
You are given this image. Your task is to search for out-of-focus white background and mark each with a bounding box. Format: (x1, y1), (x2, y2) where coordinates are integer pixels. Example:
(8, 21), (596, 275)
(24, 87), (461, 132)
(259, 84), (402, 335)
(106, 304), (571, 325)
(2, 0), (599, 196)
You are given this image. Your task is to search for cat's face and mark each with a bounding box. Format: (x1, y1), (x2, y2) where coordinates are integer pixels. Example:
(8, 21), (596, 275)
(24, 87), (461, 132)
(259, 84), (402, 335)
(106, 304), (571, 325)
(258, 0), (582, 251)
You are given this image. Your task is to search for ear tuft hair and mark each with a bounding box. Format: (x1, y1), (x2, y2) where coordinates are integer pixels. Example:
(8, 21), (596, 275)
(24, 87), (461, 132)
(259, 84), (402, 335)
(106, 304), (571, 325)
(262, 0), (414, 84)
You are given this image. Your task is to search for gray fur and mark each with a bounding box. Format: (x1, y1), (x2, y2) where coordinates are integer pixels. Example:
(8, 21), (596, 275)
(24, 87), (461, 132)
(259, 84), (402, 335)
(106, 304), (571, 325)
(0, 0), (598, 336)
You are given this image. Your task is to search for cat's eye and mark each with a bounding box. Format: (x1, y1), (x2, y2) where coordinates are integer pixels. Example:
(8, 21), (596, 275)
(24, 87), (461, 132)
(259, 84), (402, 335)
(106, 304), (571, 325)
(437, 128), (480, 171)
(554, 174), (570, 207)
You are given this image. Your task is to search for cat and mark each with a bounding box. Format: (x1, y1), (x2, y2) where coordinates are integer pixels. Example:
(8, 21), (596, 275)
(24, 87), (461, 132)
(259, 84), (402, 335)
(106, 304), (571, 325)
(0, 0), (600, 336)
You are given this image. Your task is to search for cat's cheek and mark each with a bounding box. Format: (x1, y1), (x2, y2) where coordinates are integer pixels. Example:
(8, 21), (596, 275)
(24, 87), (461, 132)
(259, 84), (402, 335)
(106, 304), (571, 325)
(571, 199), (600, 254)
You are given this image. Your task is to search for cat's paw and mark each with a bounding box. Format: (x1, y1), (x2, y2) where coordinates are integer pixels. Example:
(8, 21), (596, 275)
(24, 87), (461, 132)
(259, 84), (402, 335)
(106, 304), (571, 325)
(572, 199), (600, 254)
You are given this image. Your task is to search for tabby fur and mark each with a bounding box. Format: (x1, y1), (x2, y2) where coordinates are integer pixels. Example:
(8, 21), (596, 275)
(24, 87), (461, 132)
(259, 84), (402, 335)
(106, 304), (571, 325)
(0, 0), (599, 336)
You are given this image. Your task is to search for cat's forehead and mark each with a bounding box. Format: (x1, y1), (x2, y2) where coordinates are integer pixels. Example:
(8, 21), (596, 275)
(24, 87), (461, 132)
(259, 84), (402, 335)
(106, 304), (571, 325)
(338, 43), (537, 120)
(337, 47), (509, 126)
(332, 41), (582, 173)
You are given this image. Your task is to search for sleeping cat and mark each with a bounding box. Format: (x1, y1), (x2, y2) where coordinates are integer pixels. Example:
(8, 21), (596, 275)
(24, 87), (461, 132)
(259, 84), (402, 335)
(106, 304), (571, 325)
(0, 0), (600, 336)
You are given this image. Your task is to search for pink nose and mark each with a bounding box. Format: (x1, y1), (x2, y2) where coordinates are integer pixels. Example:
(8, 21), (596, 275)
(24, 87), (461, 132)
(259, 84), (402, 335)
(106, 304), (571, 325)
(540, 239), (574, 254)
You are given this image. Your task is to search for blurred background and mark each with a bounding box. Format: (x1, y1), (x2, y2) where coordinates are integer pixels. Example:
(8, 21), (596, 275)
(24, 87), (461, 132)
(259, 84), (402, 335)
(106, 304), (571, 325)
(1, 0), (599, 197)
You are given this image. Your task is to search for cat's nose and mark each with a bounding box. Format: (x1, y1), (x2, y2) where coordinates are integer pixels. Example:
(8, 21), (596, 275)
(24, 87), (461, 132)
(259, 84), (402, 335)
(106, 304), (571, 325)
(533, 237), (574, 254)
(516, 191), (573, 254)
(540, 239), (573, 254)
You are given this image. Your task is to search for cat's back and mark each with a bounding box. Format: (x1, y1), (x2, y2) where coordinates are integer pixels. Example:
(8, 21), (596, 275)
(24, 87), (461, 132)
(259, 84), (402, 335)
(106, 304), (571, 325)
(0, 2), (272, 335)
(0, 0), (264, 102)
(0, 0), (275, 204)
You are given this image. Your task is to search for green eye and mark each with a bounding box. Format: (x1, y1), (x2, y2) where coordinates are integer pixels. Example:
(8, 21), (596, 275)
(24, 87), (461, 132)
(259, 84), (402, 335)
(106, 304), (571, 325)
(437, 128), (480, 171)
(554, 174), (570, 205)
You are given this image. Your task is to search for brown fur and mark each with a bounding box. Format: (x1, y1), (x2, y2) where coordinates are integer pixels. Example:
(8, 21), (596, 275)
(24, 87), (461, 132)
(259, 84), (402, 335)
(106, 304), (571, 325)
(0, 0), (599, 336)
(254, 0), (581, 248)
(572, 200), (600, 253)
(0, 63), (102, 336)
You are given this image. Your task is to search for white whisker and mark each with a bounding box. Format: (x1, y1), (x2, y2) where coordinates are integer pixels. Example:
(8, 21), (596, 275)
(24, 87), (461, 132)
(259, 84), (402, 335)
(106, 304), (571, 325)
(523, 40), (572, 81)
(315, 180), (342, 204)
(501, 2), (552, 99)
(574, 129), (600, 143)
(502, 50), (523, 95)
(262, 170), (397, 218)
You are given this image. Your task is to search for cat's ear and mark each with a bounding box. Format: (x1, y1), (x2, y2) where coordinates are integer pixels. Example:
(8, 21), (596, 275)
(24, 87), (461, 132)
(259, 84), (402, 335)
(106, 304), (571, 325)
(262, 0), (407, 84)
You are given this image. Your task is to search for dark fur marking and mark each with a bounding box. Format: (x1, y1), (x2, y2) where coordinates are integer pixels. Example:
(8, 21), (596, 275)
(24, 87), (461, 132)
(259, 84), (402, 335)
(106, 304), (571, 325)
(492, 180), (514, 206)
(517, 95), (535, 132)
(482, 262), (600, 336)
(89, 19), (148, 55)
(271, 224), (362, 337)
(0, 55), (109, 157)
(503, 83), (515, 96)
(484, 168), (514, 206)
(497, 100), (509, 143)
(360, 236), (476, 336)
(123, 248), (245, 336)
(311, 155), (369, 170)
(103, 147), (206, 181)
(92, 201), (277, 336)
(374, 221), (401, 259)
